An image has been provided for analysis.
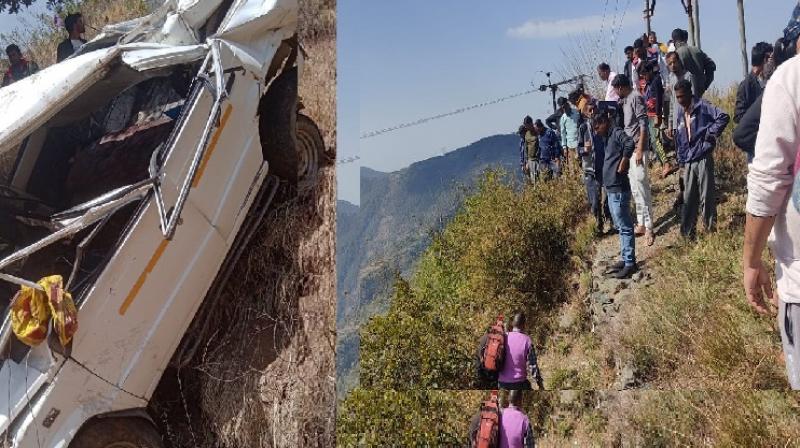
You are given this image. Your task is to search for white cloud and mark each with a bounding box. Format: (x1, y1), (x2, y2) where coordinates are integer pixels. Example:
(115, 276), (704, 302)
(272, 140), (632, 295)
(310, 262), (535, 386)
(507, 11), (641, 40)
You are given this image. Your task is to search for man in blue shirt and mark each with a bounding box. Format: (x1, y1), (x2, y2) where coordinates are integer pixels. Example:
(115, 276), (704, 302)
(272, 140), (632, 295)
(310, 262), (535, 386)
(534, 120), (562, 180)
(673, 79), (730, 240)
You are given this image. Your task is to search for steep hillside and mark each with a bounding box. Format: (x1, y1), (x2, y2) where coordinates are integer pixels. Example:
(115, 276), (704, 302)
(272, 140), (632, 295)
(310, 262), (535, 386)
(336, 133), (521, 394)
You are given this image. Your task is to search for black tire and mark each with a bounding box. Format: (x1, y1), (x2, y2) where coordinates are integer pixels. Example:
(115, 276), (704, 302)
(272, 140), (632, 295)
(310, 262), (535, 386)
(296, 113), (325, 192)
(259, 68), (299, 185)
(70, 417), (164, 448)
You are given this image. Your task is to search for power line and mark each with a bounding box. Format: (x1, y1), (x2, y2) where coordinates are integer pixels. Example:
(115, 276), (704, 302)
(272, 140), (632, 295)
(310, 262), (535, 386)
(359, 88), (538, 140)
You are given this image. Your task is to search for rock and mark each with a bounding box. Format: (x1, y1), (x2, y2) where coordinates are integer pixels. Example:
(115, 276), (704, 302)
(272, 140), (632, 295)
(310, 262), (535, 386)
(592, 292), (613, 305)
(614, 281), (628, 293)
(631, 271), (644, 282)
(615, 364), (638, 390)
(560, 390), (579, 406)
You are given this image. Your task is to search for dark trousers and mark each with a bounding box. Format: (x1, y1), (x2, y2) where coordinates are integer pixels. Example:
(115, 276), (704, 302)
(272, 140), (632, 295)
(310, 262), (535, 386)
(499, 379), (532, 390)
(680, 153), (716, 239)
(585, 174), (611, 230)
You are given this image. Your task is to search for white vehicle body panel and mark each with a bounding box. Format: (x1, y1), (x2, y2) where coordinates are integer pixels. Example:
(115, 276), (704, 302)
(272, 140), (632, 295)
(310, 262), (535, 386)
(0, 0), (298, 446)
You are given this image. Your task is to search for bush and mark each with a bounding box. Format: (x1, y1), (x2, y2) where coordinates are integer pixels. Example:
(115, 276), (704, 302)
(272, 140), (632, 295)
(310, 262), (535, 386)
(357, 170), (588, 389)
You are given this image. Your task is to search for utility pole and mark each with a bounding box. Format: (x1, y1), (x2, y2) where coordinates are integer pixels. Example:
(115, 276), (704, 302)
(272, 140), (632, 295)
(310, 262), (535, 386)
(682, 0), (696, 46)
(644, 0), (652, 35)
(693, 0), (702, 49)
(737, 0), (748, 79)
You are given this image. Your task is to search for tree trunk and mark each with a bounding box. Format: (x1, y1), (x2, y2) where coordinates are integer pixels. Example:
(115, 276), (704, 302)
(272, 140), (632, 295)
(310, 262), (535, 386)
(738, 0), (748, 79)
(693, 0), (702, 49)
(686, 0), (696, 46)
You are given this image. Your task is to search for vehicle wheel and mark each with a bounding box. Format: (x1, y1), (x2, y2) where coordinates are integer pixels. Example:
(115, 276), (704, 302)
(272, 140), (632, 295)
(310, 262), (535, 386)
(259, 68), (299, 185)
(70, 417), (164, 448)
(296, 113), (325, 192)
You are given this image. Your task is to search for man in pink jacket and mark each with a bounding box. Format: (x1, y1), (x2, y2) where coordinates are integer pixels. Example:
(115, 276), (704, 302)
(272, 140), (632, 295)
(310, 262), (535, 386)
(499, 390), (535, 448)
(498, 313), (544, 390)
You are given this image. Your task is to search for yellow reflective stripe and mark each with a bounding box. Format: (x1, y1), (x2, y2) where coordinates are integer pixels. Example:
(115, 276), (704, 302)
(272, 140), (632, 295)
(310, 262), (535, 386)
(119, 239), (170, 315)
(193, 104), (233, 188)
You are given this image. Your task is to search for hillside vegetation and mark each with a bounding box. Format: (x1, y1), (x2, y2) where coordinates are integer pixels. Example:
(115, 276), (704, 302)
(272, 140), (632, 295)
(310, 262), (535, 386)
(339, 86), (800, 446)
(355, 170), (592, 389)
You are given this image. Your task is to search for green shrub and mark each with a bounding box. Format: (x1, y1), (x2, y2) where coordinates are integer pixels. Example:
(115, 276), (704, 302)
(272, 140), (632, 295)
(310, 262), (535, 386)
(358, 170), (588, 389)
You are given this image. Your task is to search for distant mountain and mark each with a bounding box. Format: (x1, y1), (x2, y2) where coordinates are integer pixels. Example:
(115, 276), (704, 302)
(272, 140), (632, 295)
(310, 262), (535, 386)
(336, 133), (521, 395)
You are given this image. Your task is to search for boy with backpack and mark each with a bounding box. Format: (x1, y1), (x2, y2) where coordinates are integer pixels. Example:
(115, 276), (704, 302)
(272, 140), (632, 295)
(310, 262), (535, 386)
(476, 316), (506, 386)
(468, 390), (536, 448)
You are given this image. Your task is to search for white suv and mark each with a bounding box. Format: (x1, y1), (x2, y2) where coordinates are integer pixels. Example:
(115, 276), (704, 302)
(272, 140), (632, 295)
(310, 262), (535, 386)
(0, 0), (324, 446)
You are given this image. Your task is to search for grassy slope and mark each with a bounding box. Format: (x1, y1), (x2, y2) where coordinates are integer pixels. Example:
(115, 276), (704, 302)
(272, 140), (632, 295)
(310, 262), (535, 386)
(339, 86), (800, 447)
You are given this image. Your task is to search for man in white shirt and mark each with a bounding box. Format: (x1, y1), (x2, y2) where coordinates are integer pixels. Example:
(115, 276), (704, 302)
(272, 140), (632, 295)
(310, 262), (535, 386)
(597, 62), (619, 101)
(57, 13), (87, 63)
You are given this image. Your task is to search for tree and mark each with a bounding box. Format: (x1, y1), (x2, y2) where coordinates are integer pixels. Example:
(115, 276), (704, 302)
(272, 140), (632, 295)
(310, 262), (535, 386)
(0, 0), (64, 14)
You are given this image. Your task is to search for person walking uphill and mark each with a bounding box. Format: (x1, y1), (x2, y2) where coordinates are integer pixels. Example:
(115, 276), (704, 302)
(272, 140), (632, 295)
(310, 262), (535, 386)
(2, 44), (38, 87)
(499, 390), (536, 448)
(593, 113), (638, 279)
(673, 79), (729, 240)
(613, 73), (655, 247)
(498, 313), (544, 390)
(57, 13), (87, 62)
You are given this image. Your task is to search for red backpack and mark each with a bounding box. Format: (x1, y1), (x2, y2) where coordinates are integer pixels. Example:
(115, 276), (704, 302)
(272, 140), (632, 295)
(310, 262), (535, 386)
(474, 390), (501, 448)
(481, 316), (506, 372)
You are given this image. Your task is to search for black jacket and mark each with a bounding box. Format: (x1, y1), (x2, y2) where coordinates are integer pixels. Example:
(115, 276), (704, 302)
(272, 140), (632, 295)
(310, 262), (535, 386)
(734, 72), (763, 123)
(601, 127), (635, 193)
(733, 93), (762, 157)
(57, 38), (87, 63)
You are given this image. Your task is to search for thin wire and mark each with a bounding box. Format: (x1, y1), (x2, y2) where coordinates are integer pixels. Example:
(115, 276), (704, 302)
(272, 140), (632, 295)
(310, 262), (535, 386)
(360, 88), (538, 139)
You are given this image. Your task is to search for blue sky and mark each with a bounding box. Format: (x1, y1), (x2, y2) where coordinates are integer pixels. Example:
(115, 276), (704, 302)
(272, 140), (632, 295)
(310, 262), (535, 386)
(337, 0), (793, 204)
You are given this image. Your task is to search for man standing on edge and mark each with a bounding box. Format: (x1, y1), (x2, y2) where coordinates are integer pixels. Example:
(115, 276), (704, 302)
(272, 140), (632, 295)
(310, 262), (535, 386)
(673, 79), (730, 240)
(57, 13), (87, 62)
(598, 62), (619, 102)
(672, 28), (716, 98)
(594, 113), (637, 279)
(520, 117), (539, 185)
(534, 120), (561, 181)
(499, 390), (536, 448)
(734, 42), (773, 123)
(559, 97), (581, 174)
(613, 73), (655, 247)
(498, 313), (544, 391)
(2, 44), (38, 87)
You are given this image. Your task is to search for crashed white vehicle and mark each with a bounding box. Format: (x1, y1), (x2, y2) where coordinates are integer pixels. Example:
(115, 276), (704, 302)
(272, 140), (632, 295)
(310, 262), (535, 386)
(0, 0), (324, 446)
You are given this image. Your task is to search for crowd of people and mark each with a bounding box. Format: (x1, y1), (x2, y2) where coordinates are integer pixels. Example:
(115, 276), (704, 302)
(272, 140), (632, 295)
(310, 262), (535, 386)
(2, 12), (86, 87)
(518, 27), (732, 280)
(514, 1), (800, 413)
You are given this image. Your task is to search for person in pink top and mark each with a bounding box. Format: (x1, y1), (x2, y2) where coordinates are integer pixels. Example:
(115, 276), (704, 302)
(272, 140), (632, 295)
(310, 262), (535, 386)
(498, 313), (544, 390)
(499, 390), (535, 448)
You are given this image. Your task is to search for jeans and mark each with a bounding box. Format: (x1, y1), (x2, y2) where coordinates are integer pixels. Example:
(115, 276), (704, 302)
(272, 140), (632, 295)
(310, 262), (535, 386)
(628, 150), (654, 230)
(607, 189), (636, 266)
(584, 174), (611, 230)
(681, 153), (716, 239)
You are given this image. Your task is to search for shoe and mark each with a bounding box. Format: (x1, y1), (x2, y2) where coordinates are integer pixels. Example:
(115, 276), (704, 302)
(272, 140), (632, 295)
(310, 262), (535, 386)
(614, 264), (638, 279)
(634, 225), (646, 236)
(605, 261), (625, 274)
(645, 230), (655, 246)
